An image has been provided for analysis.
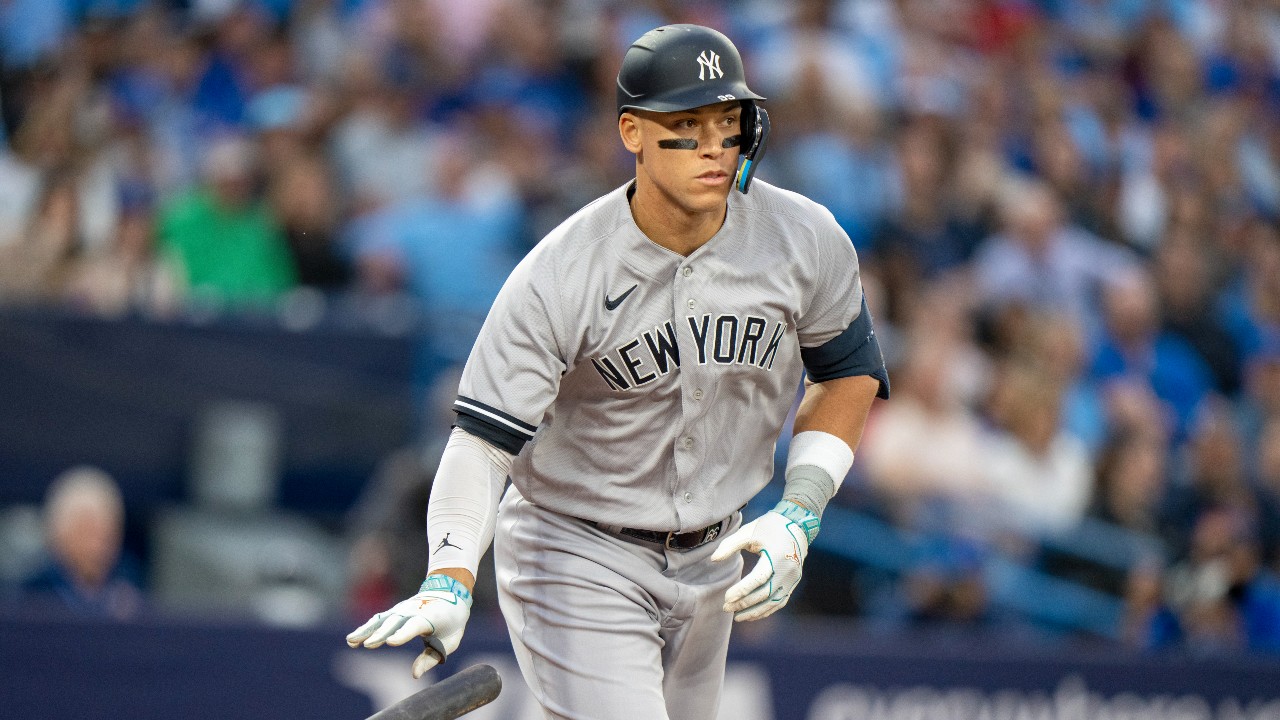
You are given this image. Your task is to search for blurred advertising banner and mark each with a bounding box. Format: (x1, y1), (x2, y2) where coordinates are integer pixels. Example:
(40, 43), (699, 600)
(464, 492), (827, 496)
(2, 612), (1278, 720)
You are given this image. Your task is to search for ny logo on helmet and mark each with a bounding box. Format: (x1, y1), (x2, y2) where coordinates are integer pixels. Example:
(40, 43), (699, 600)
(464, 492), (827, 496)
(697, 50), (723, 81)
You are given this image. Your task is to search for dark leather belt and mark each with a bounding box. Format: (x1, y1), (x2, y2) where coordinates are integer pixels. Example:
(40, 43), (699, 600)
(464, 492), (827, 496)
(598, 517), (729, 551)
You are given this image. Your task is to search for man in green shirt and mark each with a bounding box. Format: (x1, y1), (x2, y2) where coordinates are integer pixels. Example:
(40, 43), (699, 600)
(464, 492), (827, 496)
(159, 137), (297, 308)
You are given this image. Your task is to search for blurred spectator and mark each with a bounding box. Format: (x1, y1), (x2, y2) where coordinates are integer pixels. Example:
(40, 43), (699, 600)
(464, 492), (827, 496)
(873, 116), (991, 278)
(984, 364), (1095, 537)
(21, 466), (143, 619)
(1238, 335), (1280, 460)
(1120, 559), (1183, 650)
(1090, 429), (1170, 538)
(972, 176), (1135, 341)
(327, 43), (444, 214)
(750, 0), (880, 113)
(1061, 429), (1171, 595)
(760, 1), (898, 251)
(268, 152), (351, 290)
(1218, 217), (1280, 359)
(0, 1), (72, 120)
(470, 0), (588, 148)
(1103, 376), (1173, 443)
(1116, 119), (1195, 252)
(0, 133), (42, 249)
(350, 130), (521, 361)
(1024, 312), (1109, 455)
(186, 4), (269, 131)
(1089, 266), (1214, 441)
(248, 83), (312, 175)
(1153, 507), (1280, 654)
(291, 0), (354, 85)
(60, 205), (181, 316)
(0, 169), (80, 302)
(157, 134), (297, 308)
(859, 327), (990, 531)
(1160, 399), (1280, 565)
(1030, 114), (1110, 239)
(773, 86), (896, 253)
(137, 22), (222, 194)
(1154, 226), (1241, 395)
(1255, 415), (1280, 546)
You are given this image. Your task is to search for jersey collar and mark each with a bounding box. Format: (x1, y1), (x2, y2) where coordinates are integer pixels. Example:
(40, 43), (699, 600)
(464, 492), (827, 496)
(616, 181), (740, 280)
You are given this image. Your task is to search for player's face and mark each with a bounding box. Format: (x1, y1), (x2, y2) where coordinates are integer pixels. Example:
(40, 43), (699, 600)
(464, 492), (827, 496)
(620, 101), (743, 215)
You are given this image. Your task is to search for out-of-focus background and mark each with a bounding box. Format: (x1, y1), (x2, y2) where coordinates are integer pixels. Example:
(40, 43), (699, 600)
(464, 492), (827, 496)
(0, 0), (1279, 718)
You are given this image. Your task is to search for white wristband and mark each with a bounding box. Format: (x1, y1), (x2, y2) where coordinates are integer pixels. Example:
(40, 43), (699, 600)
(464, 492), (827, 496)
(786, 430), (854, 493)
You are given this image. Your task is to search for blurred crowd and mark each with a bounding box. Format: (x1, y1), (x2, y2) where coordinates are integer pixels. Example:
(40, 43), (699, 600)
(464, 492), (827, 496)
(3, 0), (1280, 656)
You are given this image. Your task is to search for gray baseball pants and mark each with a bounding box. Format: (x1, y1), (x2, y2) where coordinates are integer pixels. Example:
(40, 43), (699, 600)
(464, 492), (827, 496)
(494, 486), (744, 720)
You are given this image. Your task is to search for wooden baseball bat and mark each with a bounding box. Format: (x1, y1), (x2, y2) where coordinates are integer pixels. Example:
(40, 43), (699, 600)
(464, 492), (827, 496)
(365, 664), (502, 720)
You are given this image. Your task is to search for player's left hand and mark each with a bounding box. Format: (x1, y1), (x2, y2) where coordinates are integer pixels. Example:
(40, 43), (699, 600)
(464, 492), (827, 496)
(710, 500), (820, 622)
(345, 574), (473, 678)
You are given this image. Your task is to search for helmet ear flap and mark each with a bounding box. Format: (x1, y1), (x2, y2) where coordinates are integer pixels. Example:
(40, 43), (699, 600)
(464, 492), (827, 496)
(735, 104), (770, 193)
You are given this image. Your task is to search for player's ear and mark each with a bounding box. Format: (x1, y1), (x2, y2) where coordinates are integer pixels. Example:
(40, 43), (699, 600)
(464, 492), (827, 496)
(619, 112), (643, 155)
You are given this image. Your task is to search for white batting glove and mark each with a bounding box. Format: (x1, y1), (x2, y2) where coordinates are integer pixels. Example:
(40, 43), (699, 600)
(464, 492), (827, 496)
(345, 574), (473, 678)
(710, 501), (819, 622)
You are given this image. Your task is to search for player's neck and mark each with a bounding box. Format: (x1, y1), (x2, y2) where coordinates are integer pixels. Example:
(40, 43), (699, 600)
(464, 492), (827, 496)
(628, 182), (727, 257)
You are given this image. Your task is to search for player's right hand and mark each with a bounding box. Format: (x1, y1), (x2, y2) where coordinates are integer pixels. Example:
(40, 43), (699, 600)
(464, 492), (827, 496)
(345, 573), (473, 679)
(710, 500), (819, 622)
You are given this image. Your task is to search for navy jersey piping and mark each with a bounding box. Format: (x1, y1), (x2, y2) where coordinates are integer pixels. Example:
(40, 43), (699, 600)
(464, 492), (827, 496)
(454, 396), (537, 454)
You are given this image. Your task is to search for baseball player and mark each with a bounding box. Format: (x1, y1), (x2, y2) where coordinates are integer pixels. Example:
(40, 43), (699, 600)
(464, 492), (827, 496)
(347, 24), (890, 720)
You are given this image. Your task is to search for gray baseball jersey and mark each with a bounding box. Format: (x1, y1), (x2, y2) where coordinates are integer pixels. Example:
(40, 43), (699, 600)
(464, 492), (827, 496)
(454, 179), (885, 532)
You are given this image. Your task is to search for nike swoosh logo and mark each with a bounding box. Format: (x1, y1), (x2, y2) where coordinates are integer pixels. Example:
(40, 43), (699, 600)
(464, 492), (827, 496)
(605, 285), (638, 311)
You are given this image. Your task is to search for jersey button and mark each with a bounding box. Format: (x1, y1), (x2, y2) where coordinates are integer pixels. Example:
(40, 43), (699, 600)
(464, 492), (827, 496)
(682, 267), (692, 277)
(681, 437), (693, 449)
(693, 389), (704, 401)
(683, 492), (693, 503)
(687, 299), (696, 309)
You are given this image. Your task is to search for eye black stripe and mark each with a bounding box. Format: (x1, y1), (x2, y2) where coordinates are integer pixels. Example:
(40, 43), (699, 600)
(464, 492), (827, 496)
(658, 138), (699, 150)
(722, 134), (743, 148)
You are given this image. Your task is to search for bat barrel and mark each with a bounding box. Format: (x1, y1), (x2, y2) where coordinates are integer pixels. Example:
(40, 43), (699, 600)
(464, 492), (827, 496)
(367, 664), (503, 720)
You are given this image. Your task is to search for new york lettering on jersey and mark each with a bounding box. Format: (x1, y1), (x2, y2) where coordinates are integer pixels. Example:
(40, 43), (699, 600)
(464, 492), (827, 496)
(590, 313), (788, 391)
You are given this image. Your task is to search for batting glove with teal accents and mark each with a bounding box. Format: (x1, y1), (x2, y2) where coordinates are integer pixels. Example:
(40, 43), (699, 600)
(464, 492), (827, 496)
(711, 501), (818, 622)
(346, 574), (473, 678)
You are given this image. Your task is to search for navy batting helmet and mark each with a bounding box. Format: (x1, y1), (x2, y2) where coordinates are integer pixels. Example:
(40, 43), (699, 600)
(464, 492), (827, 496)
(616, 24), (763, 115)
(616, 24), (770, 193)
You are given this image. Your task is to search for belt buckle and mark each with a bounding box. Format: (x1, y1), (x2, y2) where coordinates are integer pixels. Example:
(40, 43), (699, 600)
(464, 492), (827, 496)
(664, 520), (723, 551)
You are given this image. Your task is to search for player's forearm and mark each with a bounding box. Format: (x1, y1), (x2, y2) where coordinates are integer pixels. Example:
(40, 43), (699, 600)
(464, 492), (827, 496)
(425, 428), (512, 591)
(783, 374), (882, 516)
(792, 374), (882, 451)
